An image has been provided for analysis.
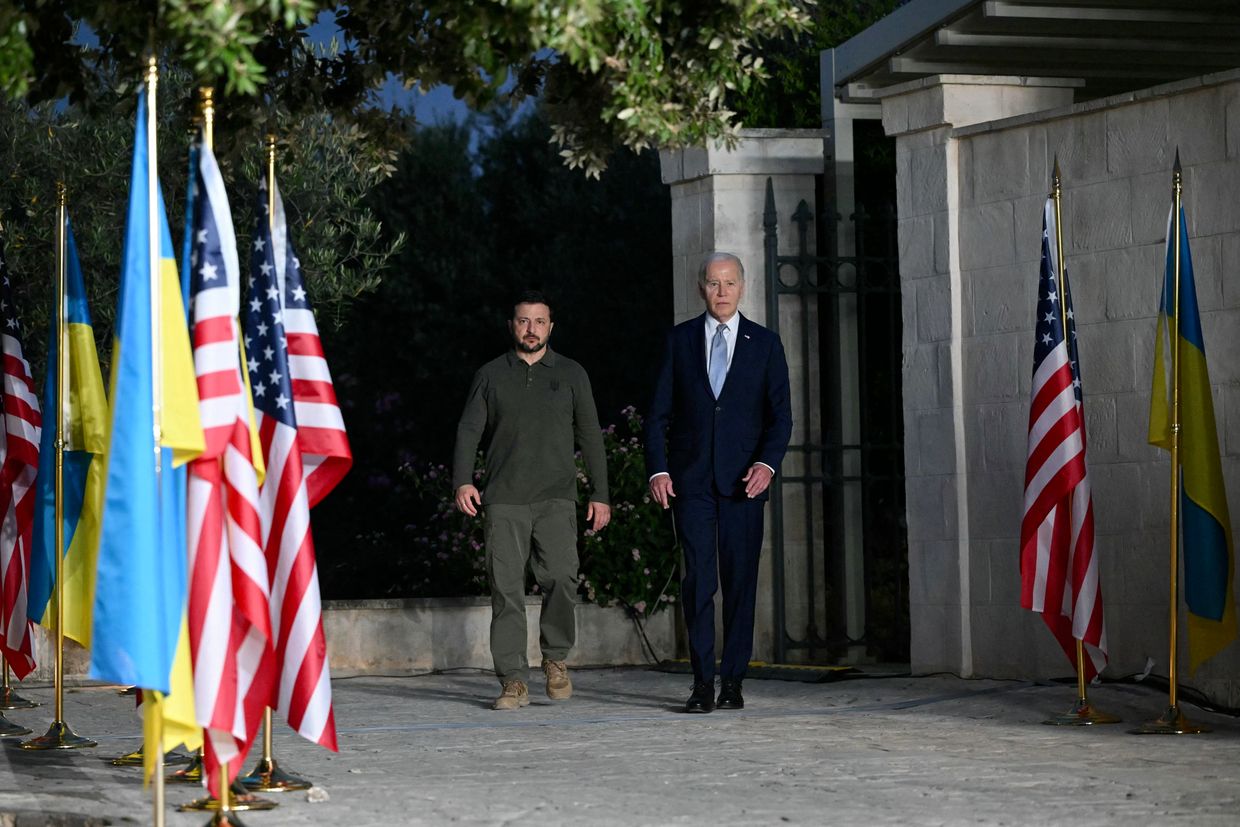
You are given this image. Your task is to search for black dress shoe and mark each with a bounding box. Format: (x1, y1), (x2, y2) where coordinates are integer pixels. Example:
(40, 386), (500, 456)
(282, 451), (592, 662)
(684, 681), (715, 713)
(716, 678), (744, 709)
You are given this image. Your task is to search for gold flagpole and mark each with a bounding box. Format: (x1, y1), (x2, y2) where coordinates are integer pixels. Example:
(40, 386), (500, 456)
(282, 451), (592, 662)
(241, 133), (310, 795)
(21, 183), (94, 750)
(1042, 158), (1119, 727)
(146, 52), (171, 827)
(172, 84), (215, 807)
(178, 86), (277, 818)
(1134, 150), (1207, 735)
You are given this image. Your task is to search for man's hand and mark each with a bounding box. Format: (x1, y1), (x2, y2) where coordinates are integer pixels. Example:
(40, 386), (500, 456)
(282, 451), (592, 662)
(649, 473), (676, 509)
(455, 484), (482, 516)
(586, 501), (611, 531)
(742, 464), (773, 499)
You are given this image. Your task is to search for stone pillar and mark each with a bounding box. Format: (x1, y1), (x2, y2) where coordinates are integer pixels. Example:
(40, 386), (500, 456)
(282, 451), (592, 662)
(659, 130), (825, 663)
(873, 76), (1077, 675)
(822, 49), (884, 662)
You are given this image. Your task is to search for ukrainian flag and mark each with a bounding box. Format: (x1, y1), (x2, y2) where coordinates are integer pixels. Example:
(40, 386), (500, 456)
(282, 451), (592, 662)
(1149, 204), (1237, 672)
(28, 216), (107, 649)
(90, 91), (204, 767)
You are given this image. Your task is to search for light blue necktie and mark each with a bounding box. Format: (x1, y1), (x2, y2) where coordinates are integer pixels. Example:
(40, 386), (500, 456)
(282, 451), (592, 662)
(709, 322), (728, 398)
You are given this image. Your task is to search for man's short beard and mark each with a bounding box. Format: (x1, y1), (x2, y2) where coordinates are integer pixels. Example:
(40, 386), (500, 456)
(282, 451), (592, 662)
(516, 338), (546, 354)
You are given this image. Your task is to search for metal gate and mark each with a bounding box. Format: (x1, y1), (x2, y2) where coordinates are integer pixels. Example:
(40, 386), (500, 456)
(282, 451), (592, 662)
(763, 176), (909, 664)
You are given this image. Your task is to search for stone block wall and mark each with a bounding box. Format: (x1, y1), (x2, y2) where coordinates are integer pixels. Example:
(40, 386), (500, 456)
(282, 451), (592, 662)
(883, 70), (1240, 706)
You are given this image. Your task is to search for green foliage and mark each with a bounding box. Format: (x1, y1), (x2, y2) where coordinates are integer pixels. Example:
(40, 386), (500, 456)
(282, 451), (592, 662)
(729, 0), (900, 129)
(577, 406), (678, 617)
(0, 66), (402, 376)
(3, 1), (814, 174)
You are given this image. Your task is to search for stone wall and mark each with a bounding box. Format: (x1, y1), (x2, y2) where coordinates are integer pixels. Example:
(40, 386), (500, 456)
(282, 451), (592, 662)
(881, 70), (1240, 706)
(20, 598), (676, 684)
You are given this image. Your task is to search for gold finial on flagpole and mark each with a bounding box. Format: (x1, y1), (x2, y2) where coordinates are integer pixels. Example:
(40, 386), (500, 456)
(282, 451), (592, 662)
(21, 183), (94, 751)
(1133, 147), (1208, 736)
(199, 87), (215, 150)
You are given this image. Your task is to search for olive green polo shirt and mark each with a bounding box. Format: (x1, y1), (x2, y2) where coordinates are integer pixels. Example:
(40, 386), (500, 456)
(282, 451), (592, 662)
(452, 348), (609, 506)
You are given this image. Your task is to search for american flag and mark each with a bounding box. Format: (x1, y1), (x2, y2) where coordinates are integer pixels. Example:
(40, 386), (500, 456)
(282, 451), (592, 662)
(1019, 198), (1106, 680)
(0, 241), (40, 679)
(269, 181), (351, 506)
(245, 179), (338, 750)
(186, 140), (275, 794)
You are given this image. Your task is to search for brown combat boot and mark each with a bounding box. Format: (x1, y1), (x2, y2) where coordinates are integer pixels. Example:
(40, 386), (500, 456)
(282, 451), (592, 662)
(542, 660), (572, 700)
(493, 679), (530, 710)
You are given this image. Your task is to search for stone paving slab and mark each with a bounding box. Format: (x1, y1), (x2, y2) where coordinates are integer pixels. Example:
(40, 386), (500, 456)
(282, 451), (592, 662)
(0, 667), (1237, 825)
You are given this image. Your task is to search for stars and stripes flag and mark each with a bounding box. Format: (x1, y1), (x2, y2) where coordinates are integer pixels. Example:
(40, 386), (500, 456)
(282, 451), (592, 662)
(0, 241), (41, 678)
(187, 137), (276, 795)
(245, 179), (341, 750)
(1019, 198), (1106, 680)
(268, 180), (351, 506)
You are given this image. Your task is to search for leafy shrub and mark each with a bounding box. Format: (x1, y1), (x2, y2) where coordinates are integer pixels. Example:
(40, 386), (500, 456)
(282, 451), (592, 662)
(576, 406), (678, 617)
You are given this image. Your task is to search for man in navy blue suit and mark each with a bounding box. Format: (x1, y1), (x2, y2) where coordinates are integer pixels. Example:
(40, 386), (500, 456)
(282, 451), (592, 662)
(645, 251), (792, 713)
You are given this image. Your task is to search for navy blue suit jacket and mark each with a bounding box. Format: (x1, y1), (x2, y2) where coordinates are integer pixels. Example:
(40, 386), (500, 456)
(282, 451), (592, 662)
(645, 313), (792, 500)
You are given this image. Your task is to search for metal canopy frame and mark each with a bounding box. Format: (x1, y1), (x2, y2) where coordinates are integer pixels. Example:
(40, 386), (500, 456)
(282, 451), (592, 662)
(834, 0), (1240, 102)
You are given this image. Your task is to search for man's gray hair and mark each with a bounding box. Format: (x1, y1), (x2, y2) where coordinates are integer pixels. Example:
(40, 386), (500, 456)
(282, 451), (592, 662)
(698, 251), (745, 285)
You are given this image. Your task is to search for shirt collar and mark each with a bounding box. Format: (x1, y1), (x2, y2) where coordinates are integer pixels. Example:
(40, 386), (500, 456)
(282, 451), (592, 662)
(705, 311), (739, 332)
(507, 347), (557, 367)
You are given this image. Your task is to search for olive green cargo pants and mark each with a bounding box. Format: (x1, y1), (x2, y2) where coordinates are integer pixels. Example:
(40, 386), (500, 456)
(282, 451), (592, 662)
(484, 499), (579, 684)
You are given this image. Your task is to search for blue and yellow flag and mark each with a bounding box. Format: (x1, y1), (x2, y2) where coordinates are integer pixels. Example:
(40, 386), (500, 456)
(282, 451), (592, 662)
(90, 92), (204, 769)
(28, 216), (107, 648)
(1149, 204), (1237, 672)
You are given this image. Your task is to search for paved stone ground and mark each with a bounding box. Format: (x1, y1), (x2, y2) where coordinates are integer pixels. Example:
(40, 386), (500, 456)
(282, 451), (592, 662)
(0, 667), (1237, 825)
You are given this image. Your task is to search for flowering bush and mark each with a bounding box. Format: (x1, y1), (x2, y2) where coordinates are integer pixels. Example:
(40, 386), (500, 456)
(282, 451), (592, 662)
(576, 406), (679, 617)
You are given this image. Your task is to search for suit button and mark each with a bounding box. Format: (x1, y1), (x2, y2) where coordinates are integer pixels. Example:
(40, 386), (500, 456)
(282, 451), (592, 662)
(715, 406), (722, 412)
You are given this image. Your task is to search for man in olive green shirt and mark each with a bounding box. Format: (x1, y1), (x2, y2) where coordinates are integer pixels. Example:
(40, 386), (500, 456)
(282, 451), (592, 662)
(453, 290), (611, 710)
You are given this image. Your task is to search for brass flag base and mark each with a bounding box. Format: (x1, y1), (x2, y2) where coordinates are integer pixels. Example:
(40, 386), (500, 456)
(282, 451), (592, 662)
(168, 752), (204, 783)
(20, 720), (96, 750)
(1131, 705), (1210, 735)
(1042, 699), (1122, 726)
(0, 686), (38, 710)
(178, 785), (278, 812)
(0, 712), (31, 738)
(239, 756), (311, 793)
(110, 746), (192, 767)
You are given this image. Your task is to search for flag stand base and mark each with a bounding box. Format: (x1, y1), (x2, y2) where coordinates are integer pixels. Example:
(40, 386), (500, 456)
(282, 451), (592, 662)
(239, 756), (311, 792)
(1130, 705), (1210, 735)
(168, 752), (204, 783)
(203, 814), (249, 827)
(111, 746), (192, 766)
(0, 686), (38, 710)
(0, 712), (31, 738)
(20, 719), (96, 750)
(179, 784), (278, 813)
(1042, 698), (1121, 726)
